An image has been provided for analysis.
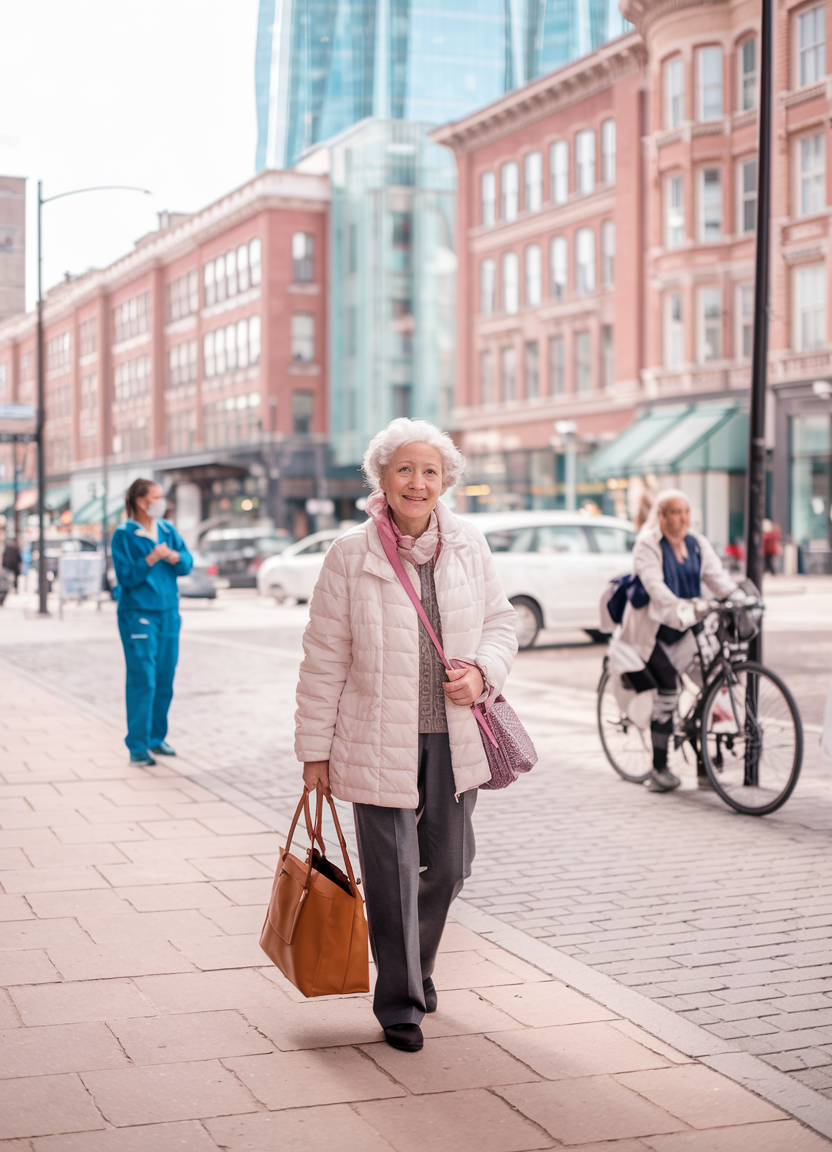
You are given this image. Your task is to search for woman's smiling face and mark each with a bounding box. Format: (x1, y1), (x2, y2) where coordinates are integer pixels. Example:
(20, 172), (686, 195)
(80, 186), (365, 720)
(382, 441), (443, 535)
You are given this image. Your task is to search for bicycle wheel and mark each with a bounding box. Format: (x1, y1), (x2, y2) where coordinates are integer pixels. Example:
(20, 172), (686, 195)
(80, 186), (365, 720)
(700, 661), (803, 816)
(597, 668), (652, 783)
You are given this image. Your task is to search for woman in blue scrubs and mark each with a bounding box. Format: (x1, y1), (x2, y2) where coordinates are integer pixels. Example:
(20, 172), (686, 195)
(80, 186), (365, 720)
(111, 479), (193, 766)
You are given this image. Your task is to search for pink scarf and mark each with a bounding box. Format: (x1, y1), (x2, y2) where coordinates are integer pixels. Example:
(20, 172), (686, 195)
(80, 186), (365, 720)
(365, 490), (441, 565)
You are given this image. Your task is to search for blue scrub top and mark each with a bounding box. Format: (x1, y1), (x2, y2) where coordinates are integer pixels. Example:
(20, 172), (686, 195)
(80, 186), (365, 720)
(111, 519), (193, 611)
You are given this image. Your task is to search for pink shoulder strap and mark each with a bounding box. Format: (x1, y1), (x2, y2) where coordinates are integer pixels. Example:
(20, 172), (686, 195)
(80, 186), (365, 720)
(375, 525), (498, 749)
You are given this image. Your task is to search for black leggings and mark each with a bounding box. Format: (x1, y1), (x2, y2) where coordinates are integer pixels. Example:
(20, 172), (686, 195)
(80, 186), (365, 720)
(645, 641), (679, 770)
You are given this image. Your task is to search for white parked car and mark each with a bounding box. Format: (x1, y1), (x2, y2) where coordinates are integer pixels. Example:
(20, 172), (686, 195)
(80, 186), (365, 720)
(256, 529), (344, 602)
(460, 511), (636, 648)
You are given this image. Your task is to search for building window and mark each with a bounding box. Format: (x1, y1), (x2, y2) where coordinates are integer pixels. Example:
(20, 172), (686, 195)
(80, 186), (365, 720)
(576, 129), (595, 194)
(601, 119), (616, 184)
(666, 175), (685, 248)
(525, 151), (543, 212)
(698, 287), (723, 361)
(500, 345), (517, 402)
(168, 339), (198, 387)
(113, 293), (148, 344)
(0, 363), (7, 399)
(549, 335), (565, 394)
(698, 46), (723, 120)
(167, 271), (199, 321)
(46, 331), (71, 375)
(501, 161), (519, 220)
(204, 239), (260, 306)
(738, 158), (757, 233)
(601, 220), (615, 287)
(481, 171), (496, 226)
(699, 167), (722, 241)
(575, 227), (595, 294)
(600, 325), (615, 389)
(551, 235), (567, 299)
(665, 56), (685, 128)
(575, 331), (591, 392)
(292, 232), (315, 281)
(800, 133), (825, 216)
(738, 284), (754, 358)
(798, 3), (826, 87)
(392, 384), (412, 419)
(292, 390), (314, 434)
(665, 292), (684, 367)
(525, 341), (539, 399)
(481, 349), (495, 403)
(291, 313), (315, 362)
(203, 316), (260, 378)
(795, 263), (826, 349)
(525, 244), (542, 306)
(79, 317), (97, 358)
(550, 140), (569, 203)
(502, 251), (519, 313)
(114, 355), (151, 401)
(740, 38), (757, 109)
(480, 258), (496, 314)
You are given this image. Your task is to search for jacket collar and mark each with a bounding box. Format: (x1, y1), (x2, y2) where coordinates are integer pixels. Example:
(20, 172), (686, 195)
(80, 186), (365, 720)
(362, 500), (465, 581)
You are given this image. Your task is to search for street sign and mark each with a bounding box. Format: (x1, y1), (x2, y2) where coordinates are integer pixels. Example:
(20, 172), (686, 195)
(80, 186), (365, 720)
(0, 403), (37, 444)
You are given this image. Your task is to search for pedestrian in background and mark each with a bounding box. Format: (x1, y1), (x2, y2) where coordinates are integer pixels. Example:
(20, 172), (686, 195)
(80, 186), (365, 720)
(294, 418), (518, 1053)
(2, 535), (22, 591)
(763, 519), (782, 576)
(111, 479), (192, 767)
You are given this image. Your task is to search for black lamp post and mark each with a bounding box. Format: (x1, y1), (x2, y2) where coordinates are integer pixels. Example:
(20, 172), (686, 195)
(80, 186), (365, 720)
(35, 182), (151, 615)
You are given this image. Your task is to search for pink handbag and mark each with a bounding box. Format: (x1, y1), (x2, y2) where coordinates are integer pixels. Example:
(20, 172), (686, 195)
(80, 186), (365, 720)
(376, 526), (537, 790)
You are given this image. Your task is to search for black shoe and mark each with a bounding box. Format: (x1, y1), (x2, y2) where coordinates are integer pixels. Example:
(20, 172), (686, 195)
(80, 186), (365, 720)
(423, 977), (437, 1013)
(150, 740), (176, 756)
(384, 1023), (424, 1052)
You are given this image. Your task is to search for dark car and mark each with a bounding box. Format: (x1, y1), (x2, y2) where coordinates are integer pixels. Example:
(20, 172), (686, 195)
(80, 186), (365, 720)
(201, 527), (293, 588)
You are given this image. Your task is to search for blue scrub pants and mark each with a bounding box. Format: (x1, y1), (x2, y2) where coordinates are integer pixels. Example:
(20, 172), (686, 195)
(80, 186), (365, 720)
(117, 608), (181, 754)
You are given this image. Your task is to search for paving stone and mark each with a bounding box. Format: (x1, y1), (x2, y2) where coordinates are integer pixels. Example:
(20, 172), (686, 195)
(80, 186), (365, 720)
(108, 1010), (274, 1064)
(0, 1075), (105, 1140)
(10, 979), (157, 1026)
(490, 1021), (672, 1081)
(474, 980), (616, 1027)
(614, 1064), (786, 1127)
(133, 969), (282, 1014)
(355, 1087), (554, 1152)
(0, 1022), (128, 1078)
(641, 1120), (832, 1151)
(31, 1121), (222, 1151)
(80, 1061), (257, 1126)
(45, 941), (193, 981)
(223, 1047), (406, 1109)
(362, 1033), (540, 1094)
(204, 1105), (394, 1152)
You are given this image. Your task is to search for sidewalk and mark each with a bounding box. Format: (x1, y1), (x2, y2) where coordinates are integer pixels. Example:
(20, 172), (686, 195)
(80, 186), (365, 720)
(0, 664), (829, 1152)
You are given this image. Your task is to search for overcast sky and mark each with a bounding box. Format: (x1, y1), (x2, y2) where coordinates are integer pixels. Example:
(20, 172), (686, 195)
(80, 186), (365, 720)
(0, 0), (260, 311)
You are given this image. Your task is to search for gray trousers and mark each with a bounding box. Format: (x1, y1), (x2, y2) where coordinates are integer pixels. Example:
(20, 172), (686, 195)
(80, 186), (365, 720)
(353, 733), (477, 1028)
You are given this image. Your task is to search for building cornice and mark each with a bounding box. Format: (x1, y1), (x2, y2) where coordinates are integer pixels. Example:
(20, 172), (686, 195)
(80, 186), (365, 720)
(431, 33), (647, 155)
(0, 169), (330, 345)
(620, 0), (727, 35)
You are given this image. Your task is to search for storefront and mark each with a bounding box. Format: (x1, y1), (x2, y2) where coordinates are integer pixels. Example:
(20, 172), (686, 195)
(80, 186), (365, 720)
(772, 381), (832, 574)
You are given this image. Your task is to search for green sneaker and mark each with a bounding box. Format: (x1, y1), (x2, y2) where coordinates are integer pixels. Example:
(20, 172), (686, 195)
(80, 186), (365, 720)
(150, 741), (177, 756)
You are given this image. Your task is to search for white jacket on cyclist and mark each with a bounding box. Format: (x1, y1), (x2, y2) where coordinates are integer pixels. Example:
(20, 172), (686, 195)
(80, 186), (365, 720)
(620, 525), (737, 662)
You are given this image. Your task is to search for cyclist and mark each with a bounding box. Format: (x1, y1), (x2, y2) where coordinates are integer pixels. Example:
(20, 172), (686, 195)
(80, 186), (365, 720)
(622, 490), (738, 793)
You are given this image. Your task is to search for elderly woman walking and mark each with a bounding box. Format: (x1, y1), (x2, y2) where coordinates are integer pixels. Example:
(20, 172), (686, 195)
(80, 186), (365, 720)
(294, 419), (518, 1052)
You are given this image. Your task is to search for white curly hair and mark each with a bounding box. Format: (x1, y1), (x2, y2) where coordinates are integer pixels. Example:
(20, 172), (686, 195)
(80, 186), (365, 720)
(362, 418), (466, 495)
(646, 487), (691, 528)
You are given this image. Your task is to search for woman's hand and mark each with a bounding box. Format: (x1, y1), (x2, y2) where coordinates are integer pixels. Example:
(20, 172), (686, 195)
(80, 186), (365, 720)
(162, 549), (180, 565)
(145, 544), (166, 567)
(302, 760), (331, 794)
(443, 664), (484, 707)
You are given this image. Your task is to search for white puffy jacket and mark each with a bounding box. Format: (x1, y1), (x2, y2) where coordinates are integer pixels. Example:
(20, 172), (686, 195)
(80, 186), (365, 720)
(294, 502), (519, 807)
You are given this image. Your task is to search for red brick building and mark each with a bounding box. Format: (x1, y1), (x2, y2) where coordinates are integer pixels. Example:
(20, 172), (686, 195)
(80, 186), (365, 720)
(436, 0), (832, 564)
(0, 170), (333, 539)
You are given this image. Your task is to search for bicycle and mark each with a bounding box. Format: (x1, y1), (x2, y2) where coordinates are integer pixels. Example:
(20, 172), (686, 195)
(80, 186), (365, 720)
(597, 589), (803, 815)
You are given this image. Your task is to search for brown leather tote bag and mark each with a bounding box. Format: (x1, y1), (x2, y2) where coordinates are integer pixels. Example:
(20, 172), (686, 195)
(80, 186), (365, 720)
(260, 786), (369, 997)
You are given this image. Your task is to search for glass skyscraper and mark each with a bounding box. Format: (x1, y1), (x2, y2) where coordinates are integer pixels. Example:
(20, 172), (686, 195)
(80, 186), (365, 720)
(256, 0), (629, 169)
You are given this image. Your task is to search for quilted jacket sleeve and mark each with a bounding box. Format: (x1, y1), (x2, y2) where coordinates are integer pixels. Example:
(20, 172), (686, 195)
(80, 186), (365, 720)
(294, 540), (353, 764)
(468, 530), (518, 701)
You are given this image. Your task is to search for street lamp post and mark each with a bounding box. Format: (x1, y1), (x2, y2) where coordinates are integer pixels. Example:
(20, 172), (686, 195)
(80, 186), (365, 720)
(35, 183), (151, 615)
(553, 420), (578, 512)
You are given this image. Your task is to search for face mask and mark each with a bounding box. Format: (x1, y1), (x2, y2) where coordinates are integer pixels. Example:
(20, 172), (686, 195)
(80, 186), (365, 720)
(145, 499), (166, 519)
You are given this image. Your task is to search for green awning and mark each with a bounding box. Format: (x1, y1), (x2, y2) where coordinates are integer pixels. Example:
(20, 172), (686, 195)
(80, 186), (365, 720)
(588, 405), (747, 478)
(630, 405), (738, 473)
(45, 485), (71, 511)
(586, 406), (688, 479)
(72, 495), (124, 525)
